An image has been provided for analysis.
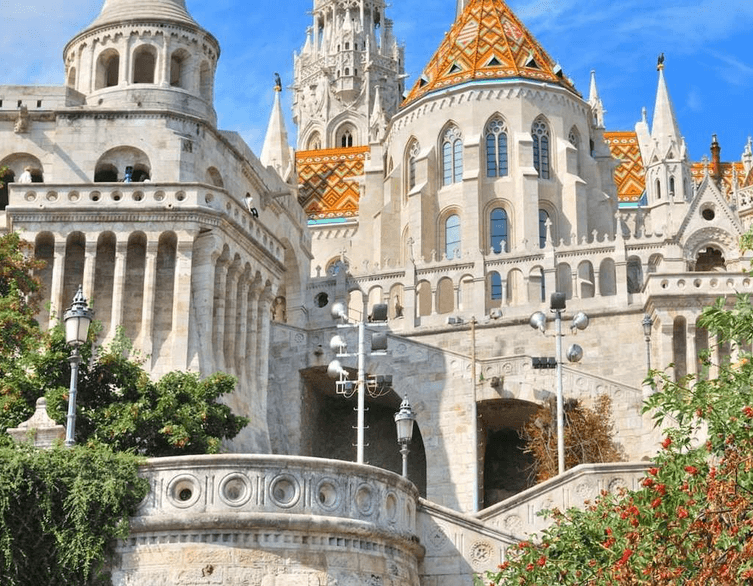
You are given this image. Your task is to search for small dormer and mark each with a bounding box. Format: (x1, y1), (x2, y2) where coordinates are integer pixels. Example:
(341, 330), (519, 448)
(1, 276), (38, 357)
(63, 0), (220, 124)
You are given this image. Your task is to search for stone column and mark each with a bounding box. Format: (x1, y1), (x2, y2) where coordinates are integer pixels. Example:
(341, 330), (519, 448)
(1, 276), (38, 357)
(235, 270), (251, 381)
(246, 277), (262, 393)
(120, 37), (131, 86)
(136, 238), (159, 360)
(187, 233), (222, 375)
(109, 238), (129, 336)
(170, 236), (194, 370)
(212, 255), (230, 373)
(48, 238), (67, 330)
(82, 237), (97, 303)
(685, 316), (698, 378)
(223, 260), (241, 376)
(159, 34), (170, 86)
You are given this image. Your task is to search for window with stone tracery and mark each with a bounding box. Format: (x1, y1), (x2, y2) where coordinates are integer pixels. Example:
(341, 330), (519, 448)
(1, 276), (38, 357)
(406, 139), (420, 192)
(441, 125), (463, 186)
(531, 117), (550, 179)
(485, 117), (508, 177)
(338, 125), (355, 148)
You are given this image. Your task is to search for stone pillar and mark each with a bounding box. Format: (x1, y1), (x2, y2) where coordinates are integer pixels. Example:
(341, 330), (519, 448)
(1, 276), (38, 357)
(188, 233), (222, 375)
(110, 238), (128, 336)
(170, 236), (194, 370)
(159, 34), (170, 87)
(224, 260), (241, 376)
(212, 256), (230, 373)
(685, 316), (698, 378)
(48, 238), (66, 330)
(82, 236), (97, 302)
(246, 278), (262, 392)
(120, 37), (131, 86)
(235, 270), (251, 381)
(137, 238), (159, 359)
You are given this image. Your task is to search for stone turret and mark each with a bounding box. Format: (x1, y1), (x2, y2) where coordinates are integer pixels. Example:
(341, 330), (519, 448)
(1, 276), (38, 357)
(292, 0), (404, 150)
(62, 0), (220, 123)
(260, 76), (293, 181)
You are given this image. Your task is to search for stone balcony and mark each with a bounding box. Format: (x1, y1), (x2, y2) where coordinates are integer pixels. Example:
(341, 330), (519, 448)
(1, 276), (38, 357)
(113, 454), (423, 586)
(644, 271), (753, 301)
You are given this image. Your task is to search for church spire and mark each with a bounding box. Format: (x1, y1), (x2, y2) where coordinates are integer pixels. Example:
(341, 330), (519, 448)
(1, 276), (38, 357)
(650, 58), (683, 156)
(588, 70), (605, 128)
(261, 75), (292, 181)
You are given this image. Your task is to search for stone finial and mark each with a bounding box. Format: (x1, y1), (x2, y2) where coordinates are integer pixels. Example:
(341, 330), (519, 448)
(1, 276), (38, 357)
(7, 397), (65, 448)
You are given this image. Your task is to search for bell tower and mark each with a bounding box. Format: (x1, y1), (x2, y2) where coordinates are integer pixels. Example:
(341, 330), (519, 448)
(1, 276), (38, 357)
(292, 0), (405, 150)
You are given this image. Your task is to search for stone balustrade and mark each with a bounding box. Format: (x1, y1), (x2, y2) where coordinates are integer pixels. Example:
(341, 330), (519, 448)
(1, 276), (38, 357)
(645, 272), (753, 299)
(8, 182), (285, 266)
(114, 454), (423, 585)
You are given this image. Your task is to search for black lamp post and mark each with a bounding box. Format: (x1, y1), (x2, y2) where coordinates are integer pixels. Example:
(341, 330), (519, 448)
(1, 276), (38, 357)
(394, 395), (416, 478)
(63, 285), (93, 447)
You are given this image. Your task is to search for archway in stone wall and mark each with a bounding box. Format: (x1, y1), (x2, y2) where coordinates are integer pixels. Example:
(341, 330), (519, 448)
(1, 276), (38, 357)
(63, 232), (86, 310)
(123, 233), (147, 342)
(93, 232), (116, 339)
(95, 146), (151, 183)
(479, 398), (539, 508)
(0, 153), (44, 209)
(695, 246), (726, 271)
(299, 366), (427, 497)
(34, 233), (55, 330)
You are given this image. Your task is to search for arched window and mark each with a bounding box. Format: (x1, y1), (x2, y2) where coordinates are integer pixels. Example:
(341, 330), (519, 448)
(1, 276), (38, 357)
(656, 178), (662, 200)
(485, 117), (509, 177)
(170, 50), (190, 88)
(669, 176), (676, 197)
(445, 214), (461, 259)
(133, 46), (157, 84)
(441, 125), (463, 186)
(307, 131), (322, 150)
(66, 67), (76, 88)
(489, 271), (502, 300)
(406, 139), (420, 191)
(490, 208), (508, 253)
(95, 50), (120, 89)
(539, 209), (550, 248)
(569, 126), (581, 175)
(338, 125), (355, 148)
(531, 118), (550, 179)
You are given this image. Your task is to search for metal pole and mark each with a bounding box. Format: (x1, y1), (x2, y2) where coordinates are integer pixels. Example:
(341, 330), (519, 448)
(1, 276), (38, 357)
(65, 348), (81, 448)
(645, 335), (652, 373)
(356, 320), (366, 464)
(470, 316), (479, 512)
(555, 309), (565, 475)
(400, 443), (409, 477)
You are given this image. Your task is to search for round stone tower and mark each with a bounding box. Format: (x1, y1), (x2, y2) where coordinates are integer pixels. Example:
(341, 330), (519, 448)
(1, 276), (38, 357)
(62, 0), (220, 123)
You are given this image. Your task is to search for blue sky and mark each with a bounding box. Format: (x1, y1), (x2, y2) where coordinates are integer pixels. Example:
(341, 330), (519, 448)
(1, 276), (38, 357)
(4, 0), (753, 162)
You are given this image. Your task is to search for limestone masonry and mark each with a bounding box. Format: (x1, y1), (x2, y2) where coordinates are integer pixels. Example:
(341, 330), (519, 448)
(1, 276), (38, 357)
(3, 0), (752, 584)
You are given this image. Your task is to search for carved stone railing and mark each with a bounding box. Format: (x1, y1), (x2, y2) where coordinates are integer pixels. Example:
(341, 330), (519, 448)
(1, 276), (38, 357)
(644, 272), (753, 299)
(113, 454), (423, 586)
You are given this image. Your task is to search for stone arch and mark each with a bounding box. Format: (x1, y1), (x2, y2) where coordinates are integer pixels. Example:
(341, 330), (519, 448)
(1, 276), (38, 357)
(123, 232), (147, 342)
(599, 258), (617, 296)
(578, 260), (595, 298)
(436, 277), (454, 314)
(93, 232), (117, 339)
(367, 285), (384, 316)
(63, 232), (86, 313)
(132, 44), (157, 84)
(695, 246), (726, 272)
(34, 232), (55, 330)
(0, 153), (44, 209)
(95, 48), (120, 89)
(336, 122), (357, 148)
(479, 398), (539, 506)
(95, 146), (151, 182)
(170, 48), (191, 88)
(486, 202), (511, 253)
(683, 228), (736, 270)
(152, 231), (178, 368)
(348, 288), (365, 318)
(280, 237), (304, 326)
(528, 266), (545, 303)
(626, 256), (643, 293)
(458, 274), (474, 311)
(416, 280), (432, 316)
(568, 125), (581, 175)
(506, 268), (524, 305)
(556, 262), (572, 299)
(205, 166), (224, 188)
(648, 253), (663, 274)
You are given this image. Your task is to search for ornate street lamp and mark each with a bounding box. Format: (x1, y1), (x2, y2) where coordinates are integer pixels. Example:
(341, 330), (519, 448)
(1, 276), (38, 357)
(642, 314), (653, 373)
(394, 395), (416, 478)
(63, 286), (94, 447)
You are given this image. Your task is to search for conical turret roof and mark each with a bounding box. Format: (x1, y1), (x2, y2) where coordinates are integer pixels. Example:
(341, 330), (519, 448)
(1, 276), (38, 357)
(403, 0), (575, 106)
(86, 0), (200, 29)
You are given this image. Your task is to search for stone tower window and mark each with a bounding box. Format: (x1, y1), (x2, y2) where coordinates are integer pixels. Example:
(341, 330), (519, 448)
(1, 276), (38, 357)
(441, 125), (463, 186)
(538, 209), (549, 248)
(337, 125), (355, 148)
(133, 46), (157, 84)
(170, 50), (190, 89)
(485, 117), (508, 178)
(531, 117), (550, 179)
(490, 208), (508, 253)
(95, 50), (120, 89)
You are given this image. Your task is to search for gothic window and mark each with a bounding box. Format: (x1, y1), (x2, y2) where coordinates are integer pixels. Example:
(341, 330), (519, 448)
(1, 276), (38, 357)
(485, 117), (509, 177)
(656, 178), (662, 200)
(669, 176), (676, 197)
(531, 117), (551, 179)
(538, 209), (550, 248)
(445, 214), (461, 259)
(133, 46), (157, 84)
(338, 125), (355, 148)
(307, 131), (322, 151)
(490, 208), (508, 253)
(441, 125), (463, 186)
(489, 271), (502, 300)
(344, 67), (350, 76)
(569, 126), (581, 174)
(406, 139), (420, 191)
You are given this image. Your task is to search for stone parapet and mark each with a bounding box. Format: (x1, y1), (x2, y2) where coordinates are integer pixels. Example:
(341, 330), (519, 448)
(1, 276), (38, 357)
(113, 454), (423, 585)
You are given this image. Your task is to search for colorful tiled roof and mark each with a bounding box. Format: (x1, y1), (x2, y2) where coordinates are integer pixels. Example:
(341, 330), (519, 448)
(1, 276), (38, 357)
(402, 0), (575, 106)
(691, 161), (746, 199)
(604, 131), (645, 203)
(296, 146), (369, 220)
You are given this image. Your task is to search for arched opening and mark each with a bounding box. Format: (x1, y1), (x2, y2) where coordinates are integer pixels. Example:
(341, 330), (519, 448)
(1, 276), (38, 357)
(479, 399), (538, 507)
(436, 277), (454, 314)
(490, 207), (508, 253)
(63, 233), (86, 312)
(695, 318), (709, 380)
(539, 209), (550, 248)
(95, 146), (151, 183)
(673, 316), (687, 381)
(95, 49), (119, 89)
(93, 232), (116, 339)
(34, 233), (55, 330)
(170, 49), (190, 88)
(444, 213), (461, 259)
(307, 131), (322, 151)
(441, 124), (463, 186)
(556, 263), (573, 299)
(416, 281), (432, 316)
(389, 283), (405, 319)
(506, 269), (524, 305)
(488, 271), (502, 304)
(599, 258), (617, 296)
(132, 45), (157, 84)
(695, 246), (725, 271)
(485, 116), (509, 178)
(66, 67), (76, 88)
(205, 167), (224, 188)
(531, 117), (551, 179)
(123, 233), (147, 342)
(405, 139), (419, 193)
(337, 124), (356, 148)
(626, 257), (643, 293)
(152, 232), (177, 368)
(0, 153), (44, 209)
(578, 261), (595, 298)
(528, 266), (545, 302)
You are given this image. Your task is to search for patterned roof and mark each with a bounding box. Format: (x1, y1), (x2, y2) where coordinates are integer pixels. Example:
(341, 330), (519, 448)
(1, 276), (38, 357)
(296, 146), (370, 220)
(604, 132), (646, 203)
(402, 0), (576, 106)
(691, 161), (746, 199)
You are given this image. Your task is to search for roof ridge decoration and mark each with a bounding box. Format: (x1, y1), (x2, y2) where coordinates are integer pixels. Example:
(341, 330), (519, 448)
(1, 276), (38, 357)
(402, 0), (576, 106)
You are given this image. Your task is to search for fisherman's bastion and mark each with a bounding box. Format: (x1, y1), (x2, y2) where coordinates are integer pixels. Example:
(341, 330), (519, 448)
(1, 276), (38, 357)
(2, 0), (752, 583)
